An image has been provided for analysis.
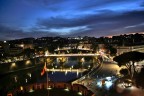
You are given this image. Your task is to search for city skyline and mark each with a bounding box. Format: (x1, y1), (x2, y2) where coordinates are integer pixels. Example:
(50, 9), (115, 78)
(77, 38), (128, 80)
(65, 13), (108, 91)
(0, 0), (144, 40)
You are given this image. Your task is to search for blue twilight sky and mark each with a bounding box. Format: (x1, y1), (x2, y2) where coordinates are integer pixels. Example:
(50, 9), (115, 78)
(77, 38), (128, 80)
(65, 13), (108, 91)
(0, 0), (144, 40)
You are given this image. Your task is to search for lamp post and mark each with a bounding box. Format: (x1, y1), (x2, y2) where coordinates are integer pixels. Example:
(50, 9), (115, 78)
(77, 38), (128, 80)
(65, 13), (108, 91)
(79, 57), (85, 76)
(44, 51), (50, 96)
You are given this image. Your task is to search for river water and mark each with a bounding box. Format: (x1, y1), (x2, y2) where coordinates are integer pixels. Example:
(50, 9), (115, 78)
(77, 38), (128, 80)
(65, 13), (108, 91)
(0, 57), (93, 94)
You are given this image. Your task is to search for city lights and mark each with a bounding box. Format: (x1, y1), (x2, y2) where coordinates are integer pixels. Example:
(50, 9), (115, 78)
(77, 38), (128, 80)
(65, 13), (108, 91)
(1, 0), (144, 96)
(11, 63), (16, 68)
(47, 86), (52, 90)
(64, 87), (69, 91)
(20, 86), (23, 91)
(78, 92), (82, 95)
(25, 60), (31, 65)
(29, 89), (34, 93)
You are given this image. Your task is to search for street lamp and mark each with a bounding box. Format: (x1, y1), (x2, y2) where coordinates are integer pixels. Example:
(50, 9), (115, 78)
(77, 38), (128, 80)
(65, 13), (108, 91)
(88, 65), (91, 69)
(4, 41), (7, 43)
(14, 76), (17, 83)
(25, 60), (31, 65)
(27, 73), (31, 78)
(71, 65), (73, 69)
(78, 91), (82, 95)
(64, 87), (69, 91)
(11, 62), (16, 69)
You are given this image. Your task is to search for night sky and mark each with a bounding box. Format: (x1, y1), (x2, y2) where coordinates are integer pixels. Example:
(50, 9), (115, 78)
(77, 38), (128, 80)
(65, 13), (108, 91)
(0, 0), (144, 40)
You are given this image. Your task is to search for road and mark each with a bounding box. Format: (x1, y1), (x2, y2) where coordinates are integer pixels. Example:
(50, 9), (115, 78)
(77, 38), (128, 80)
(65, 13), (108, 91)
(73, 61), (144, 96)
(90, 62), (121, 95)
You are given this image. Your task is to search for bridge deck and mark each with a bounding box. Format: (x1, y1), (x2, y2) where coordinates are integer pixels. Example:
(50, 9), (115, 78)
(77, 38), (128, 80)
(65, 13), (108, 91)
(45, 54), (99, 57)
(46, 68), (87, 72)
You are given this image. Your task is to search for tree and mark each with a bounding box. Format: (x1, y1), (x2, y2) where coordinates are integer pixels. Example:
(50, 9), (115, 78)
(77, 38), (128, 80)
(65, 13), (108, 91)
(119, 68), (129, 76)
(23, 48), (35, 59)
(58, 57), (67, 69)
(113, 51), (144, 78)
(109, 47), (117, 56)
(46, 57), (54, 68)
(105, 45), (117, 56)
(91, 43), (98, 53)
(135, 68), (144, 88)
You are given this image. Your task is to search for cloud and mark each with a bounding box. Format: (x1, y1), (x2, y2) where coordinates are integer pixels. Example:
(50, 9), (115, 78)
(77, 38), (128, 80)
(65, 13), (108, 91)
(22, 0), (66, 11)
(23, 0), (64, 6)
(0, 0), (144, 40)
(38, 10), (144, 27)
(0, 24), (59, 40)
(36, 10), (116, 28)
(36, 10), (144, 37)
(76, 0), (142, 11)
(0, 25), (26, 40)
(0, 10), (144, 40)
(77, 0), (121, 10)
(140, 1), (144, 7)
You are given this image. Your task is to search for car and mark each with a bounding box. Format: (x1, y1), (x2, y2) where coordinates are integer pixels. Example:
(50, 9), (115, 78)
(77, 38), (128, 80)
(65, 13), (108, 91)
(123, 79), (133, 88)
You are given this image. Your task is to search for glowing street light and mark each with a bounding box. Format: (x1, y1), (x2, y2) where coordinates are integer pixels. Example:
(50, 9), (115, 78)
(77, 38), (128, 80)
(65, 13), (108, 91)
(4, 41), (7, 43)
(47, 86), (52, 90)
(64, 87), (69, 91)
(45, 50), (49, 56)
(81, 57), (85, 62)
(20, 44), (24, 48)
(88, 65), (91, 69)
(55, 66), (57, 68)
(77, 69), (79, 77)
(25, 60), (31, 65)
(11, 63), (16, 69)
(65, 70), (68, 75)
(78, 91), (82, 95)
(29, 88), (34, 92)
(14, 76), (17, 83)
(25, 79), (28, 83)
(71, 65), (73, 68)
(20, 86), (23, 91)
(27, 73), (31, 78)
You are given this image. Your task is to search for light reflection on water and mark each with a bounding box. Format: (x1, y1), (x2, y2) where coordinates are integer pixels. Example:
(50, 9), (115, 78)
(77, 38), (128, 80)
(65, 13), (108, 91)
(0, 57), (93, 91)
(47, 71), (81, 82)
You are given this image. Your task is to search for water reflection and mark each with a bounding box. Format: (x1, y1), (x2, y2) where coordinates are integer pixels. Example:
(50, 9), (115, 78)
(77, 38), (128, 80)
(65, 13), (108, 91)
(0, 56), (94, 94)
